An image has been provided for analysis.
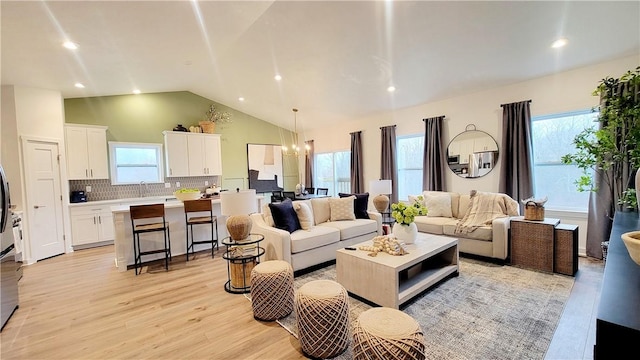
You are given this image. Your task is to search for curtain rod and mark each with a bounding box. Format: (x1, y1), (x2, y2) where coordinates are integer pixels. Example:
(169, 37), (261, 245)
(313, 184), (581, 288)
(422, 115), (446, 121)
(500, 99), (532, 107)
(379, 125), (397, 129)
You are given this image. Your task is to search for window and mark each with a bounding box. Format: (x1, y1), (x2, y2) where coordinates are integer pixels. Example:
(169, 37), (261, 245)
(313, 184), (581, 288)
(531, 110), (598, 211)
(314, 151), (351, 196)
(397, 135), (424, 201)
(108, 142), (164, 185)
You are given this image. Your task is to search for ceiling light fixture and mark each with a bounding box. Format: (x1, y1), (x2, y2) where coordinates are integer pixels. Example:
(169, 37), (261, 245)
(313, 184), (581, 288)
(74, 83), (85, 88)
(551, 38), (568, 48)
(387, 85), (396, 92)
(238, 97), (245, 102)
(132, 89), (141, 94)
(282, 108), (309, 157)
(62, 41), (78, 50)
(274, 74), (282, 81)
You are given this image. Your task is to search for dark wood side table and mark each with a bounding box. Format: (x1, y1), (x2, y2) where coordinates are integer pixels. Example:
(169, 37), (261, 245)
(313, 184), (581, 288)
(510, 217), (560, 272)
(554, 224), (578, 276)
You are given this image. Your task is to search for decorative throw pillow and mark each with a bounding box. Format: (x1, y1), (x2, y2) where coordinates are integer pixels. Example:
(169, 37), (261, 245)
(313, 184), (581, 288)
(338, 192), (370, 219)
(293, 202), (315, 230)
(268, 199), (301, 233)
(311, 198), (331, 225)
(329, 196), (356, 221)
(424, 193), (453, 218)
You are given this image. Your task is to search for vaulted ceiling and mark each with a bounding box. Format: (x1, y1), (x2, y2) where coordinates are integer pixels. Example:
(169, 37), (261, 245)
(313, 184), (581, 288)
(2, 1), (639, 131)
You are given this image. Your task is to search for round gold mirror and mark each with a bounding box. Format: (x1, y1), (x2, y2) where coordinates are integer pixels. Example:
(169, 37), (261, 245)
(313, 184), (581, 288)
(447, 125), (499, 178)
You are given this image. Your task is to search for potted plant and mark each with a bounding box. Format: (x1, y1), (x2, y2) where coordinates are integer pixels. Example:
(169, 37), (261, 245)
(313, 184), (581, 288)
(200, 104), (232, 133)
(561, 67), (640, 216)
(390, 196), (428, 244)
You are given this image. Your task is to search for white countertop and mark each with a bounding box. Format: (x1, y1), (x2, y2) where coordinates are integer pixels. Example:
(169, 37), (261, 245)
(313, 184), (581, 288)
(110, 198), (223, 213)
(68, 195), (182, 207)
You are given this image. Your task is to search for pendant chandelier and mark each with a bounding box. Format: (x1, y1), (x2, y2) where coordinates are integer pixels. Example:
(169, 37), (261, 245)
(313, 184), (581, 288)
(282, 108), (310, 157)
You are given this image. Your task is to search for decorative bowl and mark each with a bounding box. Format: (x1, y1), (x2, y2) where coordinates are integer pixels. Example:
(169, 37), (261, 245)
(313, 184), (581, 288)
(621, 231), (640, 265)
(173, 191), (202, 202)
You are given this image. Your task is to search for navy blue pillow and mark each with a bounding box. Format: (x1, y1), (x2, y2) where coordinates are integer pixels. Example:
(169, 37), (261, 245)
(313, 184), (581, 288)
(268, 198), (302, 233)
(339, 192), (370, 219)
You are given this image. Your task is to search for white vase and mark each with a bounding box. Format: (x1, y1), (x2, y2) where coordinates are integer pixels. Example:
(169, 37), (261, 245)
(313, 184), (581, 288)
(393, 222), (418, 244)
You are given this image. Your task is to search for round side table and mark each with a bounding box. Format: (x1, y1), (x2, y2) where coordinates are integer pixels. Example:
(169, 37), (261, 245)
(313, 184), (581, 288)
(221, 234), (265, 294)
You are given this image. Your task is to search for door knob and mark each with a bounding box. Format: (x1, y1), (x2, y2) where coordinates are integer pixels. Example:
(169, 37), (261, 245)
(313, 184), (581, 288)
(34, 205), (46, 209)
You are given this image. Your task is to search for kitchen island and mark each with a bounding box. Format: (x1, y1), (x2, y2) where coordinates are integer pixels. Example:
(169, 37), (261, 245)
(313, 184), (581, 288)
(111, 197), (264, 272)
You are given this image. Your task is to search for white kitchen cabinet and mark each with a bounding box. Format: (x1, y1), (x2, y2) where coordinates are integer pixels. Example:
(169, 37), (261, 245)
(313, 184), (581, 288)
(65, 125), (109, 180)
(163, 131), (190, 177)
(473, 136), (499, 152)
(164, 131), (222, 177)
(70, 205), (115, 246)
(458, 139), (474, 164)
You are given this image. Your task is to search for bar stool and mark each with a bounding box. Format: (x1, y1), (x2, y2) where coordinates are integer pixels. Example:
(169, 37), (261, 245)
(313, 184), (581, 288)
(130, 204), (171, 275)
(184, 199), (219, 260)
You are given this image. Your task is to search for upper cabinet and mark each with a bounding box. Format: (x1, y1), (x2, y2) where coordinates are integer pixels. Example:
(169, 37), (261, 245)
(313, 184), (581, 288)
(163, 132), (190, 177)
(65, 124), (109, 180)
(163, 131), (222, 177)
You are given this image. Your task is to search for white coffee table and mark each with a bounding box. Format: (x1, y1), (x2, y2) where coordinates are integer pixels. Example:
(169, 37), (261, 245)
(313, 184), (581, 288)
(336, 233), (458, 309)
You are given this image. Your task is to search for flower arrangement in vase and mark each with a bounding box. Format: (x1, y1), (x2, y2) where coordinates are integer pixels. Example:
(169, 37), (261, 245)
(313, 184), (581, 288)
(390, 196), (428, 244)
(199, 104), (232, 133)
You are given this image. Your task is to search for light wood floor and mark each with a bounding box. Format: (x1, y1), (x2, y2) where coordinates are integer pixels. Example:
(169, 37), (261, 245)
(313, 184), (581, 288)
(0, 245), (603, 360)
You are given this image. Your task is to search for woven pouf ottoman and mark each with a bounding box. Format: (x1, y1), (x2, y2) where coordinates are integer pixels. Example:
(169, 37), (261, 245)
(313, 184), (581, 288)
(353, 307), (426, 360)
(295, 280), (350, 358)
(250, 260), (294, 321)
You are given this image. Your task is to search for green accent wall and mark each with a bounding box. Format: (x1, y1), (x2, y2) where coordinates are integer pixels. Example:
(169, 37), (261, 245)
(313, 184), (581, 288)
(64, 91), (299, 190)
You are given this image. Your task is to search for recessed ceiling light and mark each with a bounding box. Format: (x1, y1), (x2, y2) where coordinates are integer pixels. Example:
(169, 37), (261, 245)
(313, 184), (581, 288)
(551, 38), (568, 48)
(132, 89), (141, 94)
(274, 75), (282, 81)
(238, 97), (245, 102)
(387, 86), (396, 92)
(63, 41), (78, 50)
(74, 83), (85, 89)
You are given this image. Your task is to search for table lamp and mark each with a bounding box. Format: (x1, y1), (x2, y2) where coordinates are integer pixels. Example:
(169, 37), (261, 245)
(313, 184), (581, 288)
(370, 179), (392, 213)
(220, 188), (258, 241)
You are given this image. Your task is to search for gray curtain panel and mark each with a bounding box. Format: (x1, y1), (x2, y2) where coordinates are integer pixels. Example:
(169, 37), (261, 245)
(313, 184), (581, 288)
(498, 100), (534, 207)
(304, 140), (314, 189)
(350, 131), (364, 193)
(380, 125), (398, 204)
(423, 116), (447, 191)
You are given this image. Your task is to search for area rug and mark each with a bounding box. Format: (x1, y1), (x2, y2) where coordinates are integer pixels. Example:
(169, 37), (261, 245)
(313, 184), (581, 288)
(260, 258), (574, 360)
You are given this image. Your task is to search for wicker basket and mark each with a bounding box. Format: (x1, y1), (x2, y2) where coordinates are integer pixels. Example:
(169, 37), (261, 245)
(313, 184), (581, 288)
(524, 202), (545, 221)
(199, 121), (216, 134)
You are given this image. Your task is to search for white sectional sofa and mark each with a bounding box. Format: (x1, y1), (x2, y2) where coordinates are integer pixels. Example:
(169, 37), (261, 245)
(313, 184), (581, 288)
(411, 190), (519, 260)
(250, 197), (382, 272)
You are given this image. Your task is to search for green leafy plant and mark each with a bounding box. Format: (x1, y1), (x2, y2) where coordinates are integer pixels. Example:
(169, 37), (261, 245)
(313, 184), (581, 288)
(618, 188), (638, 210)
(561, 67), (640, 213)
(391, 196), (428, 225)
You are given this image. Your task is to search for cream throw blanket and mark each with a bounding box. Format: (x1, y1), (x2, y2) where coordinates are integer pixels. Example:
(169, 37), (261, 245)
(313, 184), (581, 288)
(455, 191), (519, 234)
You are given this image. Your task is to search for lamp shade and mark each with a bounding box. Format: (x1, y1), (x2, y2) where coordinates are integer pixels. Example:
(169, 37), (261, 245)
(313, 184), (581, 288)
(220, 189), (258, 241)
(220, 189), (258, 216)
(369, 179), (392, 196)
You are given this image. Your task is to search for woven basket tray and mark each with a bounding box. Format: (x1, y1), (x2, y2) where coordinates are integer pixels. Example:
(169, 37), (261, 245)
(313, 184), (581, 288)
(524, 203), (544, 221)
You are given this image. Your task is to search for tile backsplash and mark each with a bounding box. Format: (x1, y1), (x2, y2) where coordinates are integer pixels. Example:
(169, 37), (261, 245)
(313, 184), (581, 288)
(69, 176), (221, 202)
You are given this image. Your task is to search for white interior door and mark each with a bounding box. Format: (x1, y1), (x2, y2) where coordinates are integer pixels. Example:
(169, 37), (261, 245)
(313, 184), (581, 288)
(24, 140), (65, 261)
